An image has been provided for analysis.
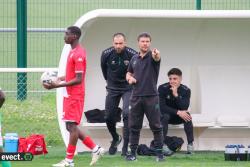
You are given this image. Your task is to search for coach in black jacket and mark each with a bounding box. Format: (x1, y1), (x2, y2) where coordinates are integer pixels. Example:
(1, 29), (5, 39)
(101, 33), (137, 155)
(158, 68), (194, 154)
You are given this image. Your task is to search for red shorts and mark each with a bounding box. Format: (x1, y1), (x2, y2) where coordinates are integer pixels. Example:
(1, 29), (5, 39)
(63, 97), (84, 125)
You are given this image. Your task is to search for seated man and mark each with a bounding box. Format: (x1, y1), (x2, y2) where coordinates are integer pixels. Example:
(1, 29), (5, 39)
(158, 68), (194, 154)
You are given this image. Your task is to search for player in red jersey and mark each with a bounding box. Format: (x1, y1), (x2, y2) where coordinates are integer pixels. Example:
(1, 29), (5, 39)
(43, 26), (104, 167)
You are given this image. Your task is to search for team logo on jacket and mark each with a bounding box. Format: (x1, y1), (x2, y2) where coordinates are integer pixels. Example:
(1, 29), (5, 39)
(111, 61), (116, 65)
(133, 60), (137, 66)
(124, 60), (129, 66)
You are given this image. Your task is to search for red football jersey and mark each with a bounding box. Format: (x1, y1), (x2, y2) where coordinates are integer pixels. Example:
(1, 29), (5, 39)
(65, 44), (86, 100)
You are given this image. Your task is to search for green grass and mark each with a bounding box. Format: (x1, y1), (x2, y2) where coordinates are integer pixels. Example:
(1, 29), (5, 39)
(1, 93), (63, 146)
(9, 147), (250, 167)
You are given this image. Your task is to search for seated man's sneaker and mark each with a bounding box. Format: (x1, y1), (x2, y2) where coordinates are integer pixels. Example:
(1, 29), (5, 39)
(109, 135), (122, 155)
(52, 159), (74, 167)
(162, 144), (174, 156)
(90, 146), (105, 166)
(187, 143), (194, 154)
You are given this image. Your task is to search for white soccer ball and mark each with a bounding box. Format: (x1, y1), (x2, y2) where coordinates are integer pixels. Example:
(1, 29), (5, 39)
(40, 71), (57, 84)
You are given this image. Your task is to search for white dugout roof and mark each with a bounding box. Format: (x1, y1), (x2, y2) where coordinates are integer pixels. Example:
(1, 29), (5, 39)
(57, 10), (250, 151)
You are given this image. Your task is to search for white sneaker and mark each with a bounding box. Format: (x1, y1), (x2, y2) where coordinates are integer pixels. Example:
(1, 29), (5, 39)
(187, 143), (194, 154)
(90, 147), (105, 166)
(52, 159), (74, 167)
(162, 144), (174, 156)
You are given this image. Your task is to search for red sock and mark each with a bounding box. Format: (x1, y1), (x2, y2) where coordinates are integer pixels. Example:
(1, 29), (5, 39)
(66, 144), (76, 160)
(82, 136), (96, 150)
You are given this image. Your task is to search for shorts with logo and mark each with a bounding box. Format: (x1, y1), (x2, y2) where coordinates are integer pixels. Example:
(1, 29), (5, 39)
(63, 97), (84, 125)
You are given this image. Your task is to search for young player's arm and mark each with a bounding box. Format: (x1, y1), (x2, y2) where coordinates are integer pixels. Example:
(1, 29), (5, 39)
(43, 72), (82, 89)
(58, 76), (65, 81)
(44, 52), (84, 89)
(158, 85), (177, 115)
(56, 72), (82, 87)
(175, 89), (192, 122)
(176, 110), (192, 122)
(158, 85), (192, 122)
(175, 89), (191, 110)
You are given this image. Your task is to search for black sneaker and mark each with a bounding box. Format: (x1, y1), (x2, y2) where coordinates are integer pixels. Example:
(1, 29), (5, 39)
(109, 135), (122, 155)
(121, 151), (129, 156)
(156, 154), (165, 162)
(126, 154), (137, 161)
(121, 147), (128, 156)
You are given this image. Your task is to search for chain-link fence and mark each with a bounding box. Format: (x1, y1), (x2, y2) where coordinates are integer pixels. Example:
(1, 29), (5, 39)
(0, 69), (60, 145)
(1, 0), (250, 97)
(202, 0), (250, 9)
(0, 69), (56, 99)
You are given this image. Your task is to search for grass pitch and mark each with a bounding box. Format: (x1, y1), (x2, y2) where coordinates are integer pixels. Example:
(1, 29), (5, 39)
(1, 93), (63, 146)
(10, 147), (250, 167)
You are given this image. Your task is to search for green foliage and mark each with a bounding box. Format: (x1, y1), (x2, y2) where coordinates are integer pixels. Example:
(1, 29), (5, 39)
(1, 93), (63, 146)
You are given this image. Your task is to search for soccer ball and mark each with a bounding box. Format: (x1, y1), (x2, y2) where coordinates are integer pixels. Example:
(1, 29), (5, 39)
(40, 71), (57, 84)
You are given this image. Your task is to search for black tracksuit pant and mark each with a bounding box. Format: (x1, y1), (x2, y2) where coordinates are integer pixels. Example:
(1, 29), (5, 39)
(161, 113), (194, 144)
(129, 96), (163, 155)
(105, 89), (131, 151)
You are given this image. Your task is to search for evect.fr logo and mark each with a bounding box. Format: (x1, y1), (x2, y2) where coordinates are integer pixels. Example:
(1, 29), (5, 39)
(0, 152), (33, 161)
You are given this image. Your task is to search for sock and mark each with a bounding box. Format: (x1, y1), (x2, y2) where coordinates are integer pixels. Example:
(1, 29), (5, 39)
(82, 136), (96, 150)
(65, 158), (73, 163)
(66, 144), (76, 160)
(92, 145), (99, 153)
